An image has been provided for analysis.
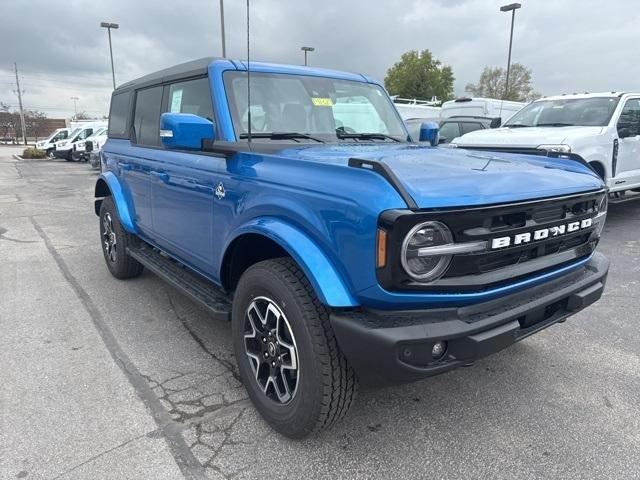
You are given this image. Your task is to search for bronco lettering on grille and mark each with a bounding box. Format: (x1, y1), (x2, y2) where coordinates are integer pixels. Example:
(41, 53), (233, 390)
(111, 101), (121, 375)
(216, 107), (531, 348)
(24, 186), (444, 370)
(491, 218), (593, 250)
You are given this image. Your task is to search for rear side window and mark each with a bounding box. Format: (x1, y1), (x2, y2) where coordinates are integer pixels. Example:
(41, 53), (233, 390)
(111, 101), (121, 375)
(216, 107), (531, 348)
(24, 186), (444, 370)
(133, 86), (163, 147)
(108, 91), (131, 138)
(439, 122), (461, 141)
(460, 122), (484, 135)
(166, 77), (213, 121)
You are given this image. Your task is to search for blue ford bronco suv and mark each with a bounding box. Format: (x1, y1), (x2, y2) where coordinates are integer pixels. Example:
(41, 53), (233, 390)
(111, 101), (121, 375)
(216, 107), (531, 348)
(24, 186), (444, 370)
(95, 58), (609, 438)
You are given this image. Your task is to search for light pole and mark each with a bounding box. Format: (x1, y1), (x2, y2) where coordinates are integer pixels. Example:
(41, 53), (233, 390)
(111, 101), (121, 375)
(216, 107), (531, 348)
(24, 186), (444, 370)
(301, 46), (314, 66)
(100, 22), (119, 89)
(500, 3), (521, 100)
(70, 96), (79, 120)
(219, 0), (226, 57)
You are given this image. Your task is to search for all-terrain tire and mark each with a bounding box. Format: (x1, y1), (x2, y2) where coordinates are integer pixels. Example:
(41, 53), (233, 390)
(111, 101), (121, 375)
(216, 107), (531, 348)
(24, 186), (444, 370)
(232, 257), (357, 438)
(99, 196), (144, 279)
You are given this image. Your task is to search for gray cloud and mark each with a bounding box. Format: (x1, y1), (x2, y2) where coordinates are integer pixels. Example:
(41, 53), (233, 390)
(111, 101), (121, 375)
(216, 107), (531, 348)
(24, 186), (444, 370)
(1, 0), (638, 119)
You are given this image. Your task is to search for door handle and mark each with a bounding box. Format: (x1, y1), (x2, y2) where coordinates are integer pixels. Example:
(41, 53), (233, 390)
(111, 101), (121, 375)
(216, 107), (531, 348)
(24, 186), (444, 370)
(118, 161), (132, 171)
(151, 171), (170, 183)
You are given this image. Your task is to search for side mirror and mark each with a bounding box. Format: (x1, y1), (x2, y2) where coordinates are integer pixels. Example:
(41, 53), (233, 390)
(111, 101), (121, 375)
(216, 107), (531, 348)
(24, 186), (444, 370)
(438, 137), (448, 145)
(618, 125), (632, 139)
(490, 117), (502, 129)
(419, 121), (440, 146)
(160, 113), (215, 150)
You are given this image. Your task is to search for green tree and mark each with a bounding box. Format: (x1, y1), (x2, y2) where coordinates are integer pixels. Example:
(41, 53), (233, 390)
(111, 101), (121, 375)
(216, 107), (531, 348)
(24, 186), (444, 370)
(384, 50), (455, 102)
(465, 63), (540, 102)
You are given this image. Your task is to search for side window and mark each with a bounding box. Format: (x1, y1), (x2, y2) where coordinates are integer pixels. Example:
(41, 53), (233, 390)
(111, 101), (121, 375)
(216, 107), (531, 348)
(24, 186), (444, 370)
(108, 91), (131, 138)
(439, 122), (461, 142)
(460, 122), (484, 135)
(133, 86), (163, 146)
(78, 129), (93, 140)
(618, 99), (640, 136)
(165, 77), (213, 121)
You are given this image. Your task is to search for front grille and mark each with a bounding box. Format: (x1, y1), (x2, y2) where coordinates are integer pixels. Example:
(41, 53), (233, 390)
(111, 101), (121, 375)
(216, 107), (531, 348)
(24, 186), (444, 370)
(85, 141), (94, 152)
(377, 190), (606, 292)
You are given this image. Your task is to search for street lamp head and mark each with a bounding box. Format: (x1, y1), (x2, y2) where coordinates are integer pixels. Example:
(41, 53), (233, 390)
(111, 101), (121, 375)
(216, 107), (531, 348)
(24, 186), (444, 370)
(301, 46), (315, 52)
(100, 22), (119, 29)
(500, 3), (521, 12)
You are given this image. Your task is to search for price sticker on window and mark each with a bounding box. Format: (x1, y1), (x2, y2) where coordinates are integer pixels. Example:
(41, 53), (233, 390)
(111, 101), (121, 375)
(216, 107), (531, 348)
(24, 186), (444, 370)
(311, 97), (334, 107)
(170, 89), (184, 112)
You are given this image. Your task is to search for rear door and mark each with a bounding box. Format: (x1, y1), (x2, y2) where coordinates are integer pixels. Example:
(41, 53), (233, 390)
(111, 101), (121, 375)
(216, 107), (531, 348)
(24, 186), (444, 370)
(114, 87), (161, 234)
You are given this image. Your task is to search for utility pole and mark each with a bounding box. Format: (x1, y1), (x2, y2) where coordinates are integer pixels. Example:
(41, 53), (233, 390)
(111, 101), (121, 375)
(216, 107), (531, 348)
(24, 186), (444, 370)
(70, 96), (79, 120)
(13, 62), (27, 146)
(220, 0), (226, 57)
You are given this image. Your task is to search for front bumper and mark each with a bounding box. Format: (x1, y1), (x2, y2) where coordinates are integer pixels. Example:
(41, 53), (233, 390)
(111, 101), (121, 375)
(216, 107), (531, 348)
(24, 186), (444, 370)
(71, 150), (89, 161)
(331, 253), (609, 385)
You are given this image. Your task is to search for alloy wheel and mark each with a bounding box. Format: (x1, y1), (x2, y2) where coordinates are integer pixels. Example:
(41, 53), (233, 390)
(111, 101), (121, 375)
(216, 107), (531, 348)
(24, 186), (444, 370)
(243, 296), (299, 404)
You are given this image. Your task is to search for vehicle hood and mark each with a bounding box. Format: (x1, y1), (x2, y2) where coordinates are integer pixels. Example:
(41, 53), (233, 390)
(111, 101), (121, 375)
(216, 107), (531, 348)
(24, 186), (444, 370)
(276, 144), (604, 209)
(452, 126), (604, 148)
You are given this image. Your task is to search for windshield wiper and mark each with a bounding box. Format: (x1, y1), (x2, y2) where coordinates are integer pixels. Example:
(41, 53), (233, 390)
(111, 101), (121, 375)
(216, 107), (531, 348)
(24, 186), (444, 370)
(239, 132), (324, 143)
(536, 123), (575, 127)
(504, 123), (531, 128)
(336, 132), (401, 142)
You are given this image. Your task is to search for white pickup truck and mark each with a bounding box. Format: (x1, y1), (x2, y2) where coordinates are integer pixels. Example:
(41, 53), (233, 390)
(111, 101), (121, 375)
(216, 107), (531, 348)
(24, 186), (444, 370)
(451, 92), (640, 193)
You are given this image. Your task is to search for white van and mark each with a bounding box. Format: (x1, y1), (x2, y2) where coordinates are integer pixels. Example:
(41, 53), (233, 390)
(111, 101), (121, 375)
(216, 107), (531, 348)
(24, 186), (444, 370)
(441, 97), (525, 123)
(35, 128), (71, 157)
(54, 122), (107, 161)
(451, 92), (640, 194)
(393, 99), (442, 121)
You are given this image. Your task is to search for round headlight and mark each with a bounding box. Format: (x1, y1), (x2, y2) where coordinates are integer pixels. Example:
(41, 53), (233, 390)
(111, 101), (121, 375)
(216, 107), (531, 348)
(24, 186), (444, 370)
(401, 221), (453, 282)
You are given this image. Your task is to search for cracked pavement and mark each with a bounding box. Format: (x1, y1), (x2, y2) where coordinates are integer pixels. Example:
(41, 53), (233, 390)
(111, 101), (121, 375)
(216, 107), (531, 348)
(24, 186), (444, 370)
(1, 146), (639, 479)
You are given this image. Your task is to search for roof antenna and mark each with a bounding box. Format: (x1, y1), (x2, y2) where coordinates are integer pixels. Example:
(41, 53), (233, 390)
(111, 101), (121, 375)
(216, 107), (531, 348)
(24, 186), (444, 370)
(246, 0), (252, 145)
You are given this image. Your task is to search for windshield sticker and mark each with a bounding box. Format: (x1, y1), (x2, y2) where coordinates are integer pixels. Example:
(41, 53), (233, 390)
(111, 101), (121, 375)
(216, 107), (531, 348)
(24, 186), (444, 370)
(170, 89), (184, 112)
(312, 97), (334, 107)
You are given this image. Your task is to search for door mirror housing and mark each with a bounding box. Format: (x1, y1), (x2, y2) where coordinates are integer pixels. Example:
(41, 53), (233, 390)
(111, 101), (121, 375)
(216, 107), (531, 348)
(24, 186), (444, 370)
(618, 125), (633, 139)
(160, 113), (215, 150)
(418, 122), (440, 146)
(490, 117), (502, 129)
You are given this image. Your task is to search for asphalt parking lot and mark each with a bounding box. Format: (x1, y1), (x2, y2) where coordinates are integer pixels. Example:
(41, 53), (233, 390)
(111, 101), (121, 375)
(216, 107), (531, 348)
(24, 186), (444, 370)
(1, 145), (639, 480)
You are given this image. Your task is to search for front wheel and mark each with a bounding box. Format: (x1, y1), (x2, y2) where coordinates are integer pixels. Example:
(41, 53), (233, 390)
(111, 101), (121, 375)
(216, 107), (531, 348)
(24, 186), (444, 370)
(46, 148), (54, 158)
(232, 258), (357, 438)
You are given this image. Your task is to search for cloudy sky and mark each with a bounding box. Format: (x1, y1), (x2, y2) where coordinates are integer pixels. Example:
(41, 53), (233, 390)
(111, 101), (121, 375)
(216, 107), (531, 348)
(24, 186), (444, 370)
(1, 0), (638, 119)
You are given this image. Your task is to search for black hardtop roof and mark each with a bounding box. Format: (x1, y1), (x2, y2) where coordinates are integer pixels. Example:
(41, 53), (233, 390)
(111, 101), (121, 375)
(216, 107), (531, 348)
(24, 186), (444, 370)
(115, 57), (220, 92)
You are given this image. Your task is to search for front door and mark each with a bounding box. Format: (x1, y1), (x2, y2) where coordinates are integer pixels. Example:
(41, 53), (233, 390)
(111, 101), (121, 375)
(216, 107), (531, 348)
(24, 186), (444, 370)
(615, 98), (640, 183)
(148, 76), (220, 276)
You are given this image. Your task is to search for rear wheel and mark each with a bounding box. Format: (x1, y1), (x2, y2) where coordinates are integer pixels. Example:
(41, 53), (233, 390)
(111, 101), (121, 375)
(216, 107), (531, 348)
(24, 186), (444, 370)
(232, 258), (357, 438)
(99, 197), (143, 279)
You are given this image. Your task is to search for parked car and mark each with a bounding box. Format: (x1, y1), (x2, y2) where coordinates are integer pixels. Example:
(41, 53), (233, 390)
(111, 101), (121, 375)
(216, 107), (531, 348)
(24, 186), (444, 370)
(406, 116), (500, 144)
(73, 126), (107, 163)
(441, 97), (525, 124)
(55, 122), (107, 161)
(95, 58), (609, 438)
(86, 128), (108, 169)
(450, 92), (640, 193)
(35, 128), (70, 157)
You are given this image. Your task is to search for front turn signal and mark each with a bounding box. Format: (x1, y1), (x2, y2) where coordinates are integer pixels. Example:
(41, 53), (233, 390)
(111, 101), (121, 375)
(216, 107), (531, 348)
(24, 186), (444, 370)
(376, 229), (387, 268)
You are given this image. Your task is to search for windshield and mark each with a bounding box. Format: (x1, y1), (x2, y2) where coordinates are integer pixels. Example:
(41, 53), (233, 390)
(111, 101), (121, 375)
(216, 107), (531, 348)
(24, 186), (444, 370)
(65, 128), (81, 141)
(505, 97), (619, 127)
(224, 71), (408, 142)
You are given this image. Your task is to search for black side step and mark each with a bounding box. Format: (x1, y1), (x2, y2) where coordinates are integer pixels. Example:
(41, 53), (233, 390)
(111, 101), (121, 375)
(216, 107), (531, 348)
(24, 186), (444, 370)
(127, 243), (232, 321)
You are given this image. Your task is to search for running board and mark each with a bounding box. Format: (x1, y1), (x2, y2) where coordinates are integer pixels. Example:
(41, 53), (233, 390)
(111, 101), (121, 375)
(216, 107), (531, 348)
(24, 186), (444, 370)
(608, 191), (640, 205)
(127, 243), (232, 321)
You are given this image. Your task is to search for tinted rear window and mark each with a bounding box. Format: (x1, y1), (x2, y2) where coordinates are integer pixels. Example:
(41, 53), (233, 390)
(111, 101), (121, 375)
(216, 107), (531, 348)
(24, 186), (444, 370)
(108, 91), (131, 138)
(133, 86), (164, 147)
